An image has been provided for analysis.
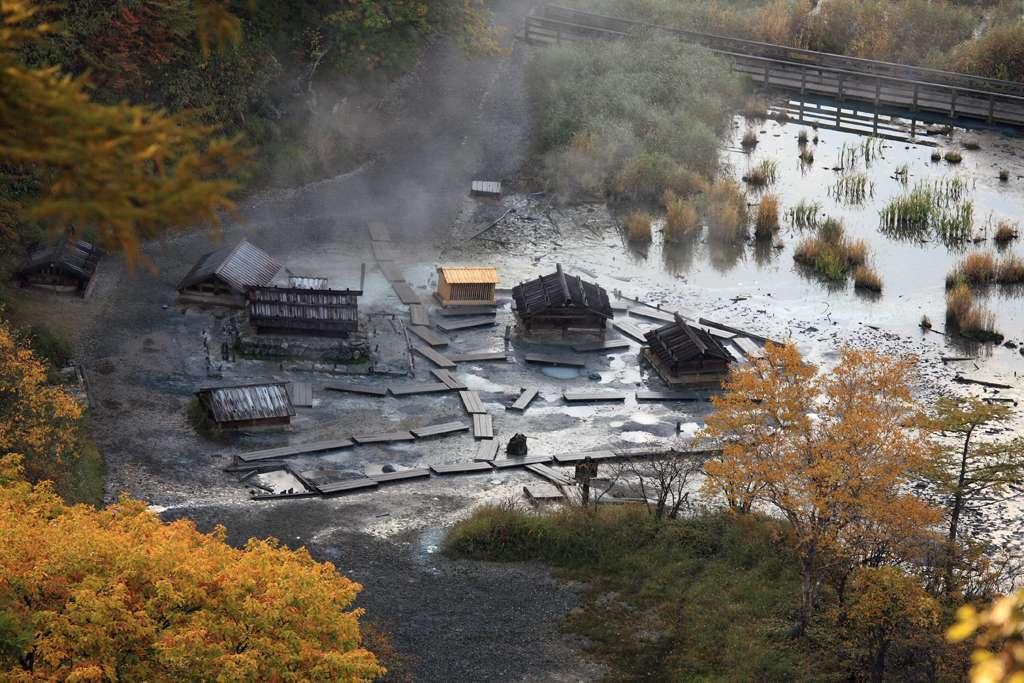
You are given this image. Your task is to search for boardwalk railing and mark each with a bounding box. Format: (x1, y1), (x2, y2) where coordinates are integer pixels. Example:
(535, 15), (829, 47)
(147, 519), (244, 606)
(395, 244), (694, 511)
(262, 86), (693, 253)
(525, 5), (1024, 129)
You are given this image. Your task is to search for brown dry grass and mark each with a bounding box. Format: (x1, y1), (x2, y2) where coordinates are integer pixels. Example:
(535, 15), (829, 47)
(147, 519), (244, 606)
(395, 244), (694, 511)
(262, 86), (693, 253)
(996, 253), (1024, 284)
(626, 211), (653, 243)
(946, 283), (999, 338)
(663, 191), (701, 242)
(707, 179), (748, 243)
(994, 220), (1018, 243)
(754, 194), (780, 239)
(844, 238), (869, 266)
(853, 265), (883, 292)
(947, 251), (996, 288)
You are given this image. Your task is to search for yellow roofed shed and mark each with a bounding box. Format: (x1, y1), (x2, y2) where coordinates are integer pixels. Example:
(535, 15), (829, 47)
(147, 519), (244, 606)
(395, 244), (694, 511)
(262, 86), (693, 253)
(436, 266), (498, 306)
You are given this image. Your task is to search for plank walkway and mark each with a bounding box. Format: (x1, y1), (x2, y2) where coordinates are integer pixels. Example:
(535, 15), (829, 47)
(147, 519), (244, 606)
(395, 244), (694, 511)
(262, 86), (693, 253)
(324, 383), (388, 397)
(459, 390), (488, 414)
(524, 483), (564, 502)
(436, 316), (496, 332)
(392, 281), (422, 305)
(525, 463), (575, 487)
(318, 478), (379, 495)
(407, 325), (449, 348)
(412, 344), (456, 368)
(388, 381), (452, 396)
(409, 304), (429, 326)
(449, 351), (508, 362)
(525, 353), (585, 367)
(563, 391), (628, 402)
(491, 455), (554, 468)
(554, 450), (617, 464)
(611, 320), (648, 342)
(352, 431), (415, 444)
(368, 223), (395, 242)
(635, 391), (703, 402)
(474, 439), (501, 461)
(437, 306), (498, 317)
(573, 339), (631, 352)
(432, 369), (467, 390)
(628, 306), (675, 323)
(509, 387), (539, 412)
(288, 382), (314, 407)
(379, 262), (405, 282)
(371, 468), (431, 483)
(372, 241), (403, 262)
(431, 461), (494, 475)
(732, 336), (765, 358)
(236, 438), (355, 463)
(410, 421), (470, 438)
(472, 414), (494, 439)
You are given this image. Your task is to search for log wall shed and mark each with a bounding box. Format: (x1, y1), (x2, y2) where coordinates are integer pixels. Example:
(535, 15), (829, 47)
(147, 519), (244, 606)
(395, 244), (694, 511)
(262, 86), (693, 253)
(512, 264), (612, 337)
(177, 240), (281, 306)
(436, 266), (498, 306)
(247, 285), (361, 336)
(643, 316), (734, 387)
(15, 239), (101, 295)
(196, 382), (294, 429)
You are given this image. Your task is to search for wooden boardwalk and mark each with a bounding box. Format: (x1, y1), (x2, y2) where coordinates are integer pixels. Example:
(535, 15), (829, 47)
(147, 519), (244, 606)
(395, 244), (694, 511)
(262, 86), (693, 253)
(525, 353), (585, 367)
(526, 4), (1024, 129)
(432, 369), (467, 390)
(324, 383), (387, 396)
(509, 387), (539, 412)
(436, 317), (496, 332)
(459, 390), (488, 414)
(573, 339), (631, 353)
(407, 325), (449, 348)
(431, 461), (494, 475)
(412, 344), (456, 368)
(235, 438), (355, 463)
(449, 351), (508, 362)
(611, 320), (648, 342)
(410, 421), (470, 438)
(388, 381), (452, 396)
(563, 391), (627, 403)
(472, 414), (494, 439)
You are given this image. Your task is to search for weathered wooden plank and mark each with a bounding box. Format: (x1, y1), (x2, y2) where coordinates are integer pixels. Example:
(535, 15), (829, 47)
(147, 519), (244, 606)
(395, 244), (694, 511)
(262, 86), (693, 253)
(472, 413), (494, 439)
(524, 483), (564, 502)
(371, 468), (431, 483)
(459, 390), (488, 414)
(224, 460), (286, 472)
(287, 381), (314, 407)
(698, 317), (781, 346)
(379, 262), (405, 282)
(525, 463), (575, 487)
(554, 450), (616, 464)
(371, 241), (403, 261)
(252, 491), (320, 501)
(430, 461), (494, 474)
(509, 388), (539, 412)
(236, 438), (355, 462)
(368, 223), (394, 242)
(525, 353), (586, 367)
(491, 455), (554, 468)
(732, 336), (765, 358)
(410, 421), (470, 438)
(392, 281), (422, 305)
(474, 439), (501, 462)
(318, 478), (380, 495)
(471, 180), (502, 197)
(628, 306), (676, 323)
(573, 339), (632, 352)
(411, 344), (456, 368)
(611, 319), (648, 342)
(436, 306), (498, 317)
(432, 369), (467, 390)
(407, 325), (449, 348)
(409, 304), (429, 326)
(449, 351), (508, 362)
(324, 383), (388, 397)
(388, 382), (452, 396)
(352, 431), (415, 444)
(635, 391), (703, 402)
(436, 316), (496, 332)
(563, 391), (627, 403)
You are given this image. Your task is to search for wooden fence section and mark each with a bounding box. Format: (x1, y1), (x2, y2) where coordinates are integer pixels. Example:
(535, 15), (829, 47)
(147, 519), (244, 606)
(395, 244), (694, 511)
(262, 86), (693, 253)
(525, 5), (1024, 129)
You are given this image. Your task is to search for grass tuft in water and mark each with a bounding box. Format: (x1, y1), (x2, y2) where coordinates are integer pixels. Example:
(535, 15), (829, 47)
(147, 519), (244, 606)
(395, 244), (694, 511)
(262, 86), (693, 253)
(787, 199), (821, 230)
(879, 178), (973, 245)
(754, 194), (780, 239)
(830, 171), (873, 205)
(743, 158), (778, 187)
(946, 283), (1001, 341)
(663, 190), (701, 243)
(626, 211), (653, 243)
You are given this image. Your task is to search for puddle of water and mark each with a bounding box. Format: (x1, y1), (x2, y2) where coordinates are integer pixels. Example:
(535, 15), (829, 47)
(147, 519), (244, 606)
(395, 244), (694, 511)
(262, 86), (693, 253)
(619, 430), (660, 444)
(628, 412), (660, 425)
(541, 366), (581, 379)
(461, 373), (506, 392)
(256, 469), (308, 494)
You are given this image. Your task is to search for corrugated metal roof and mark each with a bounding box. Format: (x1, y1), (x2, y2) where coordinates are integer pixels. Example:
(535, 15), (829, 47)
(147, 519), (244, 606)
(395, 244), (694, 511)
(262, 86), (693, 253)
(438, 266), (499, 284)
(512, 265), (611, 319)
(247, 286), (359, 329)
(177, 240), (281, 293)
(197, 382), (294, 423)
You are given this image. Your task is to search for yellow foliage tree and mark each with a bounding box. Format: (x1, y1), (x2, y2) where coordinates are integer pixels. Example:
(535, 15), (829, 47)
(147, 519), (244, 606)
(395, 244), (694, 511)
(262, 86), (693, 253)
(0, 1), (247, 268)
(703, 344), (940, 635)
(0, 322), (82, 489)
(0, 455), (383, 681)
(950, 590), (1024, 683)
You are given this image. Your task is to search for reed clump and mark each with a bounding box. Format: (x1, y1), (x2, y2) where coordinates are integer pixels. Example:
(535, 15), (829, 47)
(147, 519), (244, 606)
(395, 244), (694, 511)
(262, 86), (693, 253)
(707, 179), (748, 243)
(787, 199), (821, 229)
(879, 178), (973, 245)
(662, 191), (701, 242)
(744, 158), (778, 187)
(994, 220), (1018, 243)
(741, 128), (759, 149)
(793, 218), (870, 282)
(626, 211), (653, 243)
(853, 265), (883, 292)
(830, 171), (873, 205)
(944, 150), (963, 164)
(996, 253), (1024, 284)
(946, 283), (1001, 341)
(754, 194), (780, 239)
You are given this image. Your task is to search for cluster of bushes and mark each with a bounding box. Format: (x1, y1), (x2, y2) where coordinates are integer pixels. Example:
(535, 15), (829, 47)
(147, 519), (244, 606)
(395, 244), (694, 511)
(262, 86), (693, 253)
(794, 217), (880, 289)
(526, 34), (741, 202)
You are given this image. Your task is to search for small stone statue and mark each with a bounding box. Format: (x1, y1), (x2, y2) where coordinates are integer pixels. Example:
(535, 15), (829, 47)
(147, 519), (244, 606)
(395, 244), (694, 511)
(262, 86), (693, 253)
(507, 433), (528, 456)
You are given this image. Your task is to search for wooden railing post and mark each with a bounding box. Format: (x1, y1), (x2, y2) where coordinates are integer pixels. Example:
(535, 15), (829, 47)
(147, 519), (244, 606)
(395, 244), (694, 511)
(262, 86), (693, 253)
(837, 72), (844, 102)
(800, 70), (806, 96)
(874, 79), (881, 107)
(989, 95), (995, 123)
(950, 89), (957, 119)
(912, 83), (919, 112)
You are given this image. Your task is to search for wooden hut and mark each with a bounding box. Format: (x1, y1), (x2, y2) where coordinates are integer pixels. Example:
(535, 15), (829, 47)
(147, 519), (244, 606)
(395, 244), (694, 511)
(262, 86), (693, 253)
(177, 240), (281, 306)
(195, 382), (294, 429)
(435, 266), (498, 306)
(14, 239), (101, 295)
(512, 264), (612, 337)
(247, 285), (361, 336)
(642, 315), (734, 387)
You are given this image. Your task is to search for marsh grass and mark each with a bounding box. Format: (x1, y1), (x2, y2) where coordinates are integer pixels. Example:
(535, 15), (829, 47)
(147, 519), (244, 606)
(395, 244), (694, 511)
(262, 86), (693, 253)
(754, 194), (780, 239)
(741, 128), (759, 149)
(744, 158), (778, 187)
(798, 147), (815, 165)
(663, 191), (701, 242)
(994, 220), (1018, 244)
(830, 171), (873, 205)
(860, 136), (885, 166)
(945, 251), (1024, 288)
(793, 218), (874, 285)
(742, 95), (768, 120)
(707, 178), (748, 243)
(787, 199), (821, 230)
(894, 163), (909, 186)
(853, 265), (883, 292)
(946, 283), (1001, 341)
(879, 178), (973, 244)
(944, 150), (963, 164)
(626, 211), (653, 243)
(797, 129), (809, 144)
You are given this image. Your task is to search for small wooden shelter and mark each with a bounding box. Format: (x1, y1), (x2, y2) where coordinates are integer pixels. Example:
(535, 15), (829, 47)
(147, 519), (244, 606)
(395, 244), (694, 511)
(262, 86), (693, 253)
(177, 240), (281, 306)
(14, 239), (101, 295)
(643, 315), (734, 387)
(196, 382), (294, 429)
(435, 266), (498, 306)
(512, 264), (612, 337)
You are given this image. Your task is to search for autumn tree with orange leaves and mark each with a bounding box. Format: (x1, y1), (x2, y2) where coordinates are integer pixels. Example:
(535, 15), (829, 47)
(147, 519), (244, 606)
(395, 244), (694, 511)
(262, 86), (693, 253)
(702, 344), (940, 636)
(950, 589), (1024, 683)
(0, 455), (383, 680)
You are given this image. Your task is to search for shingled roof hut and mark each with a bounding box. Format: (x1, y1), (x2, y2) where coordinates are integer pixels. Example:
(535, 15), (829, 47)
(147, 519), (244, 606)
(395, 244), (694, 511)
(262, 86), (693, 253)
(435, 266), (498, 306)
(195, 382), (294, 429)
(643, 315), (734, 387)
(177, 240), (281, 306)
(512, 264), (612, 337)
(247, 287), (361, 336)
(14, 239), (101, 295)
